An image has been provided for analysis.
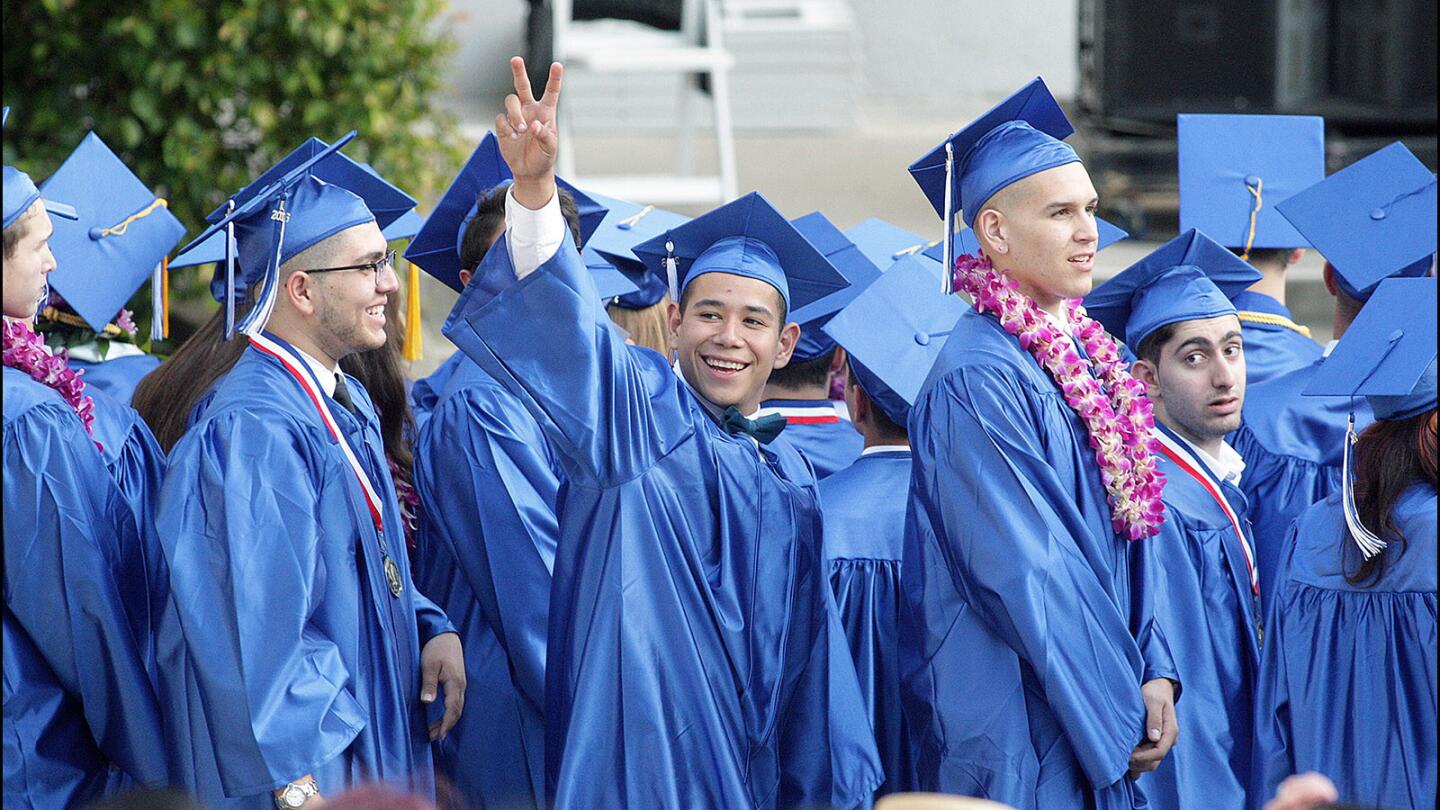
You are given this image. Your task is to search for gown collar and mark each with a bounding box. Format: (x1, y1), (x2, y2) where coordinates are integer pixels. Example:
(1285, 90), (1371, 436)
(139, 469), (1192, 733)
(1154, 422), (1246, 487)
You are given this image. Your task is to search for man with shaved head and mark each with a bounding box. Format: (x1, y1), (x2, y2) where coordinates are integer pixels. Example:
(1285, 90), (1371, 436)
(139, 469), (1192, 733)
(899, 80), (1180, 808)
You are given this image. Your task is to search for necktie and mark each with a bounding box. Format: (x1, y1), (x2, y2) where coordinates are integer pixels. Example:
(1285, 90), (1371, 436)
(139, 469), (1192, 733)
(332, 373), (359, 416)
(719, 405), (786, 444)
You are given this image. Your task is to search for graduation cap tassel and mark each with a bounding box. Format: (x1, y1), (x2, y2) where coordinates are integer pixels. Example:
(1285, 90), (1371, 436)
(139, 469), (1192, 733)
(1239, 177), (1263, 262)
(239, 196), (290, 338)
(1340, 413), (1387, 560)
(664, 239), (679, 302)
(161, 256), (170, 339)
(942, 141), (956, 295)
(223, 200), (237, 340)
(149, 258), (165, 343)
(403, 256), (423, 362)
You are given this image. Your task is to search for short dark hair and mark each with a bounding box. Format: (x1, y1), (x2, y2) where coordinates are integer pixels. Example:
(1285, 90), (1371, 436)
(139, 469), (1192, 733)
(848, 364), (908, 441)
(458, 185), (583, 273)
(769, 346), (835, 389)
(1232, 247), (1291, 270)
(2, 207), (39, 260)
(1135, 322), (1180, 367)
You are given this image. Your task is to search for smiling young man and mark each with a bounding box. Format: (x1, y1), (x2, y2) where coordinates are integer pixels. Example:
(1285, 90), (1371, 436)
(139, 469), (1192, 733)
(154, 143), (463, 809)
(440, 57), (881, 809)
(3, 143), (173, 808)
(1086, 229), (1266, 810)
(899, 79), (1180, 808)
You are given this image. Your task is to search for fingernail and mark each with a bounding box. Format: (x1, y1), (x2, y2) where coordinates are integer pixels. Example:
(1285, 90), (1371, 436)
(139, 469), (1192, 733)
(422, 692), (435, 702)
(1149, 728), (1161, 741)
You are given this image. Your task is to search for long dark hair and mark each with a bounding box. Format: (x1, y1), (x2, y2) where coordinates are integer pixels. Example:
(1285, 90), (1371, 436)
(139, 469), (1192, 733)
(133, 298), (253, 453)
(1344, 408), (1438, 586)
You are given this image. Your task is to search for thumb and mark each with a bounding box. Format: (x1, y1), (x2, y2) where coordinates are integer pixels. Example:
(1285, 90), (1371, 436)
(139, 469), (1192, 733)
(420, 657), (439, 704)
(1145, 694), (1163, 742)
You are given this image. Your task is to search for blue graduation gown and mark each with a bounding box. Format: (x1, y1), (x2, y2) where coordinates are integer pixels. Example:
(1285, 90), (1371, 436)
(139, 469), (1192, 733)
(758, 398), (864, 478)
(3, 367), (169, 808)
(70, 352), (161, 405)
(1231, 292), (1322, 386)
(820, 447), (912, 803)
(413, 354), (562, 809)
(443, 231), (883, 809)
(154, 343), (454, 806)
(409, 350), (465, 433)
(1252, 485), (1437, 809)
(1230, 358), (1374, 609)
(1142, 427), (1260, 810)
(89, 387), (167, 530)
(901, 308), (1178, 810)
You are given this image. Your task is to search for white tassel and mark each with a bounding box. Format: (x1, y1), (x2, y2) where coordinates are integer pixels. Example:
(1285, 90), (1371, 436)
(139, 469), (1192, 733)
(1341, 414), (1388, 560)
(665, 239), (679, 302)
(149, 261), (165, 342)
(941, 141), (955, 295)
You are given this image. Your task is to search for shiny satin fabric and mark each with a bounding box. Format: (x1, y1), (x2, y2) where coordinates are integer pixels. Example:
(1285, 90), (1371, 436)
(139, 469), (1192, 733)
(1252, 485), (1437, 810)
(442, 232), (883, 809)
(409, 349), (464, 434)
(900, 309), (1178, 810)
(821, 449), (913, 805)
(413, 355), (562, 809)
(1231, 292), (1323, 385)
(154, 347), (452, 806)
(758, 399), (865, 478)
(3, 367), (169, 807)
(69, 352), (161, 405)
(1232, 358), (1375, 610)
(1142, 430), (1261, 810)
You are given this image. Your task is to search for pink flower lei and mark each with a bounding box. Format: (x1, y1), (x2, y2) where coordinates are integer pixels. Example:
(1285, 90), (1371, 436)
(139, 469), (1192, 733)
(3, 318), (103, 452)
(953, 253), (1165, 540)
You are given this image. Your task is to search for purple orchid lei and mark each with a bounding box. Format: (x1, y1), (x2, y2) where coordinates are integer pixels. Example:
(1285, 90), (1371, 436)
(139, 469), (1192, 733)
(3, 318), (103, 451)
(953, 253), (1165, 540)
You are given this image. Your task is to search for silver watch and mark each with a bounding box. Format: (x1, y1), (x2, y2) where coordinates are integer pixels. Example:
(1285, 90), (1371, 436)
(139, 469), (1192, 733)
(276, 778), (319, 809)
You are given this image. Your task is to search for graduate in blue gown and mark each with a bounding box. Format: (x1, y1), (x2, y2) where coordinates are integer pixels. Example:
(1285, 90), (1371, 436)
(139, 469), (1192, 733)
(36, 132), (187, 403)
(441, 60), (881, 809)
(1177, 115), (1326, 384)
(900, 78), (1179, 809)
(405, 137), (632, 809)
(757, 211), (876, 477)
(1234, 141), (1437, 607)
(1252, 276), (1438, 809)
(3, 153), (170, 807)
(155, 137), (462, 808)
(819, 255), (969, 803)
(1085, 230), (1268, 810)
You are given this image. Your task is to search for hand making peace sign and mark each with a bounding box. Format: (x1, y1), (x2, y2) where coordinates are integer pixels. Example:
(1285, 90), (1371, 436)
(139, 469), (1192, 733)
(497, 56), (563, 209)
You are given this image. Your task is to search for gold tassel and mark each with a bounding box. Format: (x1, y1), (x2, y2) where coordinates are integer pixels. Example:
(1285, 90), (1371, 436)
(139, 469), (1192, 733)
(161, 255), (170, 340)
(403, 256), (422, 362)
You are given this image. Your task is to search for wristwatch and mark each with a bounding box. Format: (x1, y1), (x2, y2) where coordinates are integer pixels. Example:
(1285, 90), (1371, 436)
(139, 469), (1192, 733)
(275, 778), (319, 809)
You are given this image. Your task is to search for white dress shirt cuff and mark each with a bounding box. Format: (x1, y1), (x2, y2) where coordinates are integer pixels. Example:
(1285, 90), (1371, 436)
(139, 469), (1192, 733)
(504, 184), (566, 279)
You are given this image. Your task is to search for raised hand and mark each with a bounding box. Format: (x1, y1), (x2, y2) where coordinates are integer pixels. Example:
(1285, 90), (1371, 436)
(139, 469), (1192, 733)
(497, 56), (563, 209)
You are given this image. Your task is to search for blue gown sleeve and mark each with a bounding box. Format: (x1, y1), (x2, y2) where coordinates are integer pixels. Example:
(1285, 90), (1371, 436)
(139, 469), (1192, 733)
(910, 365), (1147, 790)
(1128, 520), (1181, 693)
(413, 590), (455, 645)
(156, 410), (367, 797)
(415, 385), (559, 711)
(1250, 524), (1300, 806)
(441, 232), (691, 486)
(3, 403), (168, 787)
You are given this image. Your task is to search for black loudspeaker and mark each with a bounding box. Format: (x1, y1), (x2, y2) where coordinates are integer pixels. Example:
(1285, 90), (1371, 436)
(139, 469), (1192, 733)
(1078, 0), (1438, 131)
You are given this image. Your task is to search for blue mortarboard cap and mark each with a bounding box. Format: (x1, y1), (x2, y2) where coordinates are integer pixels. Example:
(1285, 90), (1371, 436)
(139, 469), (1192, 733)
(787, 211), (881, 361)
(40, 132), (187, 331)
(3, 165), (79, 229)
(403, 132), (607, 291)
(586, 192), (690, 308)
(1304, 277), (1437, 420)
(909, 78), (1080, 230)
(1275, 142), (1437, 301)
(632, 192), (849, 315)
(1084, 228), (1262, 349)
(1177, 114), (1325, 250)
(178, 132), (385, 336)
(382, 209), (424, 242)
(841, 218), (939, 272)
(822, 255), (970, 424)
(581, 247), (641, 302)
(921, 215), (1129, 266)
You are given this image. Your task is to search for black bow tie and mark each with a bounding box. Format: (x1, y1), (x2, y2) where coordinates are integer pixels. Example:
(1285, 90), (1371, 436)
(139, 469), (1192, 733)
(719, 406), (786, 444)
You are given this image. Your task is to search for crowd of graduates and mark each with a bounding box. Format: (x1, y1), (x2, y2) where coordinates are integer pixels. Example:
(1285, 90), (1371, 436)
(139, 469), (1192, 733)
(3, 56), (1436, 810)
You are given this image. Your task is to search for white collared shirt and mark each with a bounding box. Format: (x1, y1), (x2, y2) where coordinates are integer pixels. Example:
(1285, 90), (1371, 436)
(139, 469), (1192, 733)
(505, 185), (566, 280)
(1172, 430), (1247, 488)
(860, 444), (910, 457)
(292, 345), (339, 397)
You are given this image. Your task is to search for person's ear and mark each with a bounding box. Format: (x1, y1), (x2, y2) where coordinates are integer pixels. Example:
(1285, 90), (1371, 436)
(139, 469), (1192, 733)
(1287, 247), (1306, 266)
(666, 299), (683, 346)
(1131, 357), (1161, 399)
(1321, 262), (1339, 298)
(848, 375), (871, 425)
(458, 268), (474, 288)
(976, 209), (1008, 255)
(772, 321), (801, 369)
(284, 270), (319, 317)
(829, 346), (848, 377)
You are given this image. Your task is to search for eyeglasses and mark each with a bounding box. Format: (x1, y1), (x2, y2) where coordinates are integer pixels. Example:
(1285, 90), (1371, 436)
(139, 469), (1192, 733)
(301, 249), (396, 286)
